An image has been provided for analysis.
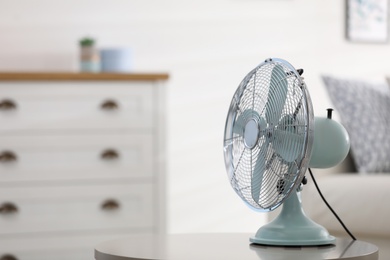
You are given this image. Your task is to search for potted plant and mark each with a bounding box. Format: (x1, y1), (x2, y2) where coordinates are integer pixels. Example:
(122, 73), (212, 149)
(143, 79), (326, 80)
(79, 37), (100, 72)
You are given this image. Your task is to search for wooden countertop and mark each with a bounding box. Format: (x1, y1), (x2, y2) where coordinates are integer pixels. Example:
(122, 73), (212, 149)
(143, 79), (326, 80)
(0, 72), (169, 81)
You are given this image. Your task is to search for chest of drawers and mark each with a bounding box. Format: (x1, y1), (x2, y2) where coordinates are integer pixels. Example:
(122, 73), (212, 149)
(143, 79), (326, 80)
(0, 72), (168, 260)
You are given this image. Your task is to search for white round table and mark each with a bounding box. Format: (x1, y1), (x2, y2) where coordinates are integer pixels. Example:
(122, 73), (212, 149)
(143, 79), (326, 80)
(95, 233), (378, 260)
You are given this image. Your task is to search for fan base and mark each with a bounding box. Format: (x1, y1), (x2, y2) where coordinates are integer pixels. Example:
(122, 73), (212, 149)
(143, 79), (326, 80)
(250, 191), (336, 246)
(250, 235), (336, 247)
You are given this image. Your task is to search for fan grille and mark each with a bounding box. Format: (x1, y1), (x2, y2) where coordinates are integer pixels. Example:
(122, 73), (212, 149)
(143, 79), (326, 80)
(223, 58), (314, 211)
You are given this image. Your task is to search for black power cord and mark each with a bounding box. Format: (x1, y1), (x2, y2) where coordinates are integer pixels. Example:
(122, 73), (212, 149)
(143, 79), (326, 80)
(308, 168), (356, 240)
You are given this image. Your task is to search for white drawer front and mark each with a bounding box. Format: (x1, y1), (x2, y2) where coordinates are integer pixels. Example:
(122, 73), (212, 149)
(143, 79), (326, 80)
(0, 82), (155, 133)
(0, 183), (155, 235)
(0, 133), (154, 182)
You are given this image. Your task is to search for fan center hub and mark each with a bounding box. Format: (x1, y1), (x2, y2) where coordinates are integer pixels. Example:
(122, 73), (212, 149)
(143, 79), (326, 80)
(244, 119), (259, 149)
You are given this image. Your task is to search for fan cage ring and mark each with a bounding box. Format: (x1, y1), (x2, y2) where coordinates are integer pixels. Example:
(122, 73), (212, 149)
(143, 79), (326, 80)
(223, 58), (314, 211)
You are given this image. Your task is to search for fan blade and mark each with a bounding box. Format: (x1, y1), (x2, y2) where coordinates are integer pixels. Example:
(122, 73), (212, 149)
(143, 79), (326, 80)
(233, 109), (259, 136)
(251, 140), (268, 203)
(265, 64), (288, 125)
(276, 162), (299, 195)
(273, 127), (304, 162)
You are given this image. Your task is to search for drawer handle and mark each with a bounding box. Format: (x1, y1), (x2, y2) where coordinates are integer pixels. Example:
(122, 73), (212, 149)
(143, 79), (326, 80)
(0, 254), (18, 260)
(0, 202), (18, 215)
(101, 100), (119, 110)
(101, 199), (120, 211)
(101, 149), (119, 160)
(0, 99), (17, 111)
(0, 151), (17, 163)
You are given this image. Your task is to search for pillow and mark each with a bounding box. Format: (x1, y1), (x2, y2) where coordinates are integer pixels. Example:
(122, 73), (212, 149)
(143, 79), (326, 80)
(322, 76), (390, 173)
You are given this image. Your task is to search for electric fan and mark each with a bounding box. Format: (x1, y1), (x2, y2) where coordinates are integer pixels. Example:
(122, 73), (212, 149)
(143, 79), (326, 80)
(223, 58), (350, 246)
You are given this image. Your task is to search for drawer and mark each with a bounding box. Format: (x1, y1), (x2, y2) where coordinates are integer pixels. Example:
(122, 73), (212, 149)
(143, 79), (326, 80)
(0, 183), (155, 235)
(0, 133), (154, 183)
(0, 231), (152, 260)
(0, 82), (155, 133)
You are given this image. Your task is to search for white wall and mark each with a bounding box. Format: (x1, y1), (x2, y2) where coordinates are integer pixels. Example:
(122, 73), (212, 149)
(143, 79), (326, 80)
(1, 0), (390, 234)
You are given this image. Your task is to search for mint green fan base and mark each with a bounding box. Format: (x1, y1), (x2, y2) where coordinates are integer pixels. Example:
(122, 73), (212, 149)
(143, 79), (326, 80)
(249, 116), (349, 246)
(250, 191), (335, 246)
